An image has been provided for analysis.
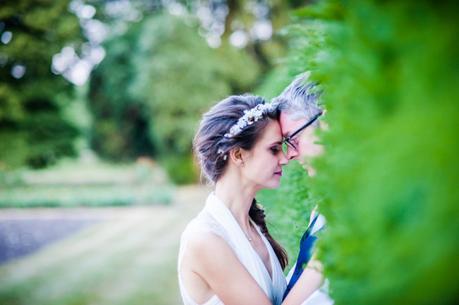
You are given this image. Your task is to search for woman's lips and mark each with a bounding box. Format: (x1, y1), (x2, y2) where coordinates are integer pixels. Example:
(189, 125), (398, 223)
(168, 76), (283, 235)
(274, 170), (283, 176)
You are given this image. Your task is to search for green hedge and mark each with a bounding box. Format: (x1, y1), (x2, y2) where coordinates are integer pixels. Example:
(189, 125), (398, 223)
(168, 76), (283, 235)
(260, 1), (459, 304)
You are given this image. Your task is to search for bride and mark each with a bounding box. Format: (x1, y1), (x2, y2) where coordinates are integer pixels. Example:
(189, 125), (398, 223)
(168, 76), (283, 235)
(178, 94), (324, 305)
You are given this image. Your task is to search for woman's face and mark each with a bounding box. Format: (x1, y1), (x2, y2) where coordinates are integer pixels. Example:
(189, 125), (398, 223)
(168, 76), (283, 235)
(239, 120), (288, 190)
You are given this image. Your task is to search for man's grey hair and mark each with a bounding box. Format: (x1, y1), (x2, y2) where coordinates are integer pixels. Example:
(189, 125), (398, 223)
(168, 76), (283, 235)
(272, 72), (323, 124)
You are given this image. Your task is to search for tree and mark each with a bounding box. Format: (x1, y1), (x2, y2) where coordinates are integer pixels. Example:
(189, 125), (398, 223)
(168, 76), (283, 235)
(0, 1), (82, 169)
(88, 20), (155, 161)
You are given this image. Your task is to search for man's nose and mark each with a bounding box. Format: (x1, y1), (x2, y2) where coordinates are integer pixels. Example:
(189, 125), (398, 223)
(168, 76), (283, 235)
(287, 147), (299, 160)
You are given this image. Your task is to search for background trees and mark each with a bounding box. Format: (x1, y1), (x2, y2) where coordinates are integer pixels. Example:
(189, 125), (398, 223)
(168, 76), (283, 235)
(0, 1), (82, 169)
(88, 12), (260, 183)
(1, 0), (293, 182)
(68, 0), (295, 183)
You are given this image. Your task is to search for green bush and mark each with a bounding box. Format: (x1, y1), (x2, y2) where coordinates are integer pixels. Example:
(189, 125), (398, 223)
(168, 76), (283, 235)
(261, 1), (459, 304)
(161, 154), (198, 185)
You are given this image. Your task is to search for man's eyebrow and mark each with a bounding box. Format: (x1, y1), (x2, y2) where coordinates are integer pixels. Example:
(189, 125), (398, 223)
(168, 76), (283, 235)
(282, 129), (293, 139)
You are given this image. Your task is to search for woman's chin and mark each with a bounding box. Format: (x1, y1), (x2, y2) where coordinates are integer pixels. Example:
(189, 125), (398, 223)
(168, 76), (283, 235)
(257, 176), (282, 190)
(265, 179), (281, 189)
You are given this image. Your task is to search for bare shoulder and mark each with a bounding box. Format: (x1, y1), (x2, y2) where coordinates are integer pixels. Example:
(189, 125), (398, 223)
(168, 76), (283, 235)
(183, 229), (271, 305)
(185, 229), (230, 269)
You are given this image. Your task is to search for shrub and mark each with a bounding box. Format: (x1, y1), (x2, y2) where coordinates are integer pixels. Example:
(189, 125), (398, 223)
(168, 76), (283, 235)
(261, 1), (459, 304)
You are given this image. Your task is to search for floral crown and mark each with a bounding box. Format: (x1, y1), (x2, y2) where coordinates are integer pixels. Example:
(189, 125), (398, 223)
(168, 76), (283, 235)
(224, 102), (276, 138)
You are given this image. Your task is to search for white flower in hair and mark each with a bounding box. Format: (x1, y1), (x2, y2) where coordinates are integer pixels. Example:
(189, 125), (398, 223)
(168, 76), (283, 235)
(224, 103), (276, 138)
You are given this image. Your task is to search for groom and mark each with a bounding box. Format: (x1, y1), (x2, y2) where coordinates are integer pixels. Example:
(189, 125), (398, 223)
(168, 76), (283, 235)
(274, 72), (332, 304)
(276, 72), (324, 175)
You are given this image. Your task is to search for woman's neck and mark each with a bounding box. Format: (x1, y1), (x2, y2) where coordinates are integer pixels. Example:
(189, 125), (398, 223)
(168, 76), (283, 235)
(214, 172), (257, 231)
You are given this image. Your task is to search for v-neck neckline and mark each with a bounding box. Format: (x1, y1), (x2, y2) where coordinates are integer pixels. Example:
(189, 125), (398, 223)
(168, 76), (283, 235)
(207, 192), (275, 283)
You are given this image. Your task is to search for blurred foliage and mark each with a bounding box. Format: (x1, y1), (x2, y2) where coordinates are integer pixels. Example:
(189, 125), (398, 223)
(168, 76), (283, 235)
(0, 0), (298, 182)
(88, 20), (155, 161)
(89, 12), (260, 183)
(255, 0), (335, 98)
(261, 0), (459, 304)
(0, 1), (82, 169)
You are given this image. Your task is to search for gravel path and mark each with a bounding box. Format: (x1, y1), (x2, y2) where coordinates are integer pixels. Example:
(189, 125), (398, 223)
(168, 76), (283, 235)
(0, 218), (101, 264)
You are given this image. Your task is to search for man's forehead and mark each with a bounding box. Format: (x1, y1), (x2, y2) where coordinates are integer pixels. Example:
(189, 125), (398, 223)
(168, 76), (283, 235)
(279, 112), (307, 136)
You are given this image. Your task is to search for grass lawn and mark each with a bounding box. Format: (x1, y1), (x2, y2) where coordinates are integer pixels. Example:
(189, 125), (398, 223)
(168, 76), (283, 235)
(0, 157), (174, 208)
(0, 186), (209, 305)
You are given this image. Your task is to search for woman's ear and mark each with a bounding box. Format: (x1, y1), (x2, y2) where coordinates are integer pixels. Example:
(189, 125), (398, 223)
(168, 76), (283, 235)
(229, 148), (245, 166)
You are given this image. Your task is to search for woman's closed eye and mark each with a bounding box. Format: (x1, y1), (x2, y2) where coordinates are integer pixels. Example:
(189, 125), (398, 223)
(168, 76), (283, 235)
(270, 145), (282, 155)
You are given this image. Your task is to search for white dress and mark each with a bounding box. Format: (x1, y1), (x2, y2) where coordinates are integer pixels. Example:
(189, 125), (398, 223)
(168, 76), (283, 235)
(178, 192), (287, 305)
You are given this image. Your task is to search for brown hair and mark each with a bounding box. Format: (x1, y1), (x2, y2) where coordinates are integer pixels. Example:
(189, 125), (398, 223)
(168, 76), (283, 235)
(193, 94), (288, 269)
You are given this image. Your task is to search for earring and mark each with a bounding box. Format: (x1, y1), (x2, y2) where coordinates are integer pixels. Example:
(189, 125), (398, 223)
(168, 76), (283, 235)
(218, 148), (227, 161)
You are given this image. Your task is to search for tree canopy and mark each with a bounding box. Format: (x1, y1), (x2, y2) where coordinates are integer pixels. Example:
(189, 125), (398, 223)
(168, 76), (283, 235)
(0, 1), (83, 169)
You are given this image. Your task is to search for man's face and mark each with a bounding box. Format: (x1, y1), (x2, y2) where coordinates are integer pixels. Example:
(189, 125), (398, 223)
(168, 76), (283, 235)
(280, 112), (324, 172)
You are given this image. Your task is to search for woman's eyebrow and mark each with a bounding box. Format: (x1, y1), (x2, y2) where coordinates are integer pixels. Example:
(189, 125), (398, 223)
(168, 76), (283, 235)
(270, 140), (283, 145)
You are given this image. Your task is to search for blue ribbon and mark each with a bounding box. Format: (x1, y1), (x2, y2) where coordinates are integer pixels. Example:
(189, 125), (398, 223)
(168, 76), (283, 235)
(283, 213), (320, 300)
